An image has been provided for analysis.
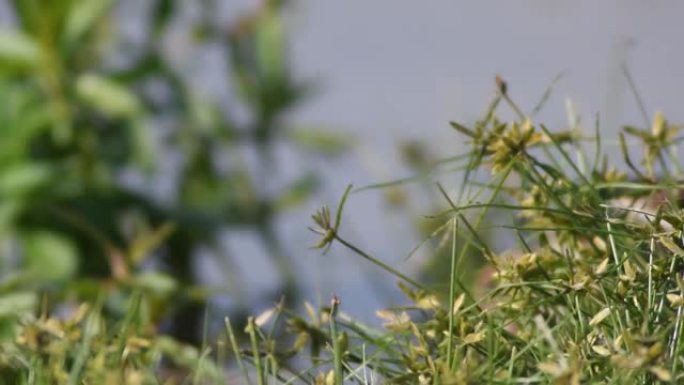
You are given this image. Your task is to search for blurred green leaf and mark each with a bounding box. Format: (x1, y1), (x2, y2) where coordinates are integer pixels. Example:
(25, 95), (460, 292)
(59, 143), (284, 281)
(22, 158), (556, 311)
(255, 8), (285, 82)
(276, 174), (320, 210)
(155, 335), (225, 381)
(129, 117), (157, 170)
(288, 127), (352, 156)
(76, 73), (142, 118)
(0, 292), (38, 317)
(0, 291), (37, 342)
(0, 163), (53, 198)
(128, 222), (175, 266)
(0, 201), (23, 234)
(0, 29), (40, 69)
(129, 272), (178, 295)
(22, 231), (78, 282)
(152, 0), (176, 35)
(187, 92), (223, 135)
(0, 107), (53, 162)
(63, 0), (113, 47)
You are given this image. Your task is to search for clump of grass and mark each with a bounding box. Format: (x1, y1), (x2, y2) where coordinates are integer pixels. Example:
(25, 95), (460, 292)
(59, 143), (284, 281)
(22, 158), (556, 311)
(227, 77), (684, 384)
(0, 295), (223, 385)
(4, 76), (683, 385)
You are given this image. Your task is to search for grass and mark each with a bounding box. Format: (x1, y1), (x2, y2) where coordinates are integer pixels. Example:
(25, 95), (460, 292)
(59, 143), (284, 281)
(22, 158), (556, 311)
(278, 80), (684, 384)
(2, 80), (684, 384)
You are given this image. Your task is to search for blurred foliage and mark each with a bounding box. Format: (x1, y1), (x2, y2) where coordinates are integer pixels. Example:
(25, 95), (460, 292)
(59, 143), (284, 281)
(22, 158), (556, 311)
(0, 0), (349, 343)
(0, 297), (223, 385)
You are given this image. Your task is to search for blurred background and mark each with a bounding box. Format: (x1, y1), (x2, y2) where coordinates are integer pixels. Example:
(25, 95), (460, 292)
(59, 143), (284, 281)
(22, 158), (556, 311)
(0, 0), (682, 343)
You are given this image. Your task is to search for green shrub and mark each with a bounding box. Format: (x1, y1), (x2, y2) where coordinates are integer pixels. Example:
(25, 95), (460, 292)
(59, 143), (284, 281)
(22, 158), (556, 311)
(0, 0), (348, 343)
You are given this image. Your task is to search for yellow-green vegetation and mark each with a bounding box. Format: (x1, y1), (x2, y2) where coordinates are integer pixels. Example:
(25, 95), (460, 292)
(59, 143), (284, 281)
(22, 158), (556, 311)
(227, 88), (684, 384)
(1, 79), (684, 384)
(0, 297), (223, 385)
(0, 1), (682, 384)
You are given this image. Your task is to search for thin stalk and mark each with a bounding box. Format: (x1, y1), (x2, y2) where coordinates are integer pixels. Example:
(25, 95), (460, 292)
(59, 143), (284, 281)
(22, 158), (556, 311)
(115, 292), (142, 366)
(453, 163), (513, 283)
(329, 297), (343, 385)
(655, 256), (679, 325)
(592, 114), (602, 174)
(538, 124), (598, 197)
(671, 302), (684, 376)
(225, 317), (253, 385)
(333, 235), (426, 291)
(520, 158), (573, 214)
(574, 295), (585, 335)
(648, 237), (654, 316)
(456, 94), (501, 204)
(68, 301), (101, 385)
(435, 202), (589, 219)
(247, 317), (265, 385)
(667, 145), (684, 175)
(447, 218), (458, 370)
(621, 63), (650, 127)
(507, 346), (517, 380)
(530, 72), (564, 117)
(500, 89), (526, 121)
(605, 208), (621, 268)
(193, 308), (211, 385)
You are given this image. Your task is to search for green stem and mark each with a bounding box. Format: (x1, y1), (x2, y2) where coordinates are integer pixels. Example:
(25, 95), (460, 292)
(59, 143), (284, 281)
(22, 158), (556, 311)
(247, 317), (265, 385)
(447, 218), (458, 370)
(453, 163), (513, 282)
(333, 235), (427, 292)
(225, 317), (253, 385)
(330, 297), (343, 385)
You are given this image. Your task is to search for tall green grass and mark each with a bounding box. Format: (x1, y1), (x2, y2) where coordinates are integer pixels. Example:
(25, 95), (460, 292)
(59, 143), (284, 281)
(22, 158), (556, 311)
(4, 79), (684, 384)
(226, 79), (684, 384)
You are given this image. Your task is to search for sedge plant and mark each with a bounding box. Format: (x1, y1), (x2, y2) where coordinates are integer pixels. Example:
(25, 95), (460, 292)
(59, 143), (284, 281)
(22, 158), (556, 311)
(226, 77), (684, 384)
(4, 77), (684, 385)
